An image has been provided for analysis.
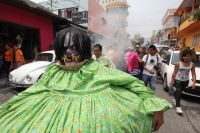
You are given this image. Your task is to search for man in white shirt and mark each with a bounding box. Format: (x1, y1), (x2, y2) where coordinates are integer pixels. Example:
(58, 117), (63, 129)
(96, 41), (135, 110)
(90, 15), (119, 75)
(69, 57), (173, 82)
(142, 45), (161, 92)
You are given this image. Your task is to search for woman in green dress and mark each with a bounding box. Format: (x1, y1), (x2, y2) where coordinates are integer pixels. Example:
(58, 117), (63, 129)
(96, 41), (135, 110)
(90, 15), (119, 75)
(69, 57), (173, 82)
(0, 27), (172, 133)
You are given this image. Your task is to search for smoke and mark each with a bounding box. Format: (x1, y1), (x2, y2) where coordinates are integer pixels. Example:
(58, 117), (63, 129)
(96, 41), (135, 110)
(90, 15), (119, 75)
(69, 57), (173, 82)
(88, 1), (130, 71)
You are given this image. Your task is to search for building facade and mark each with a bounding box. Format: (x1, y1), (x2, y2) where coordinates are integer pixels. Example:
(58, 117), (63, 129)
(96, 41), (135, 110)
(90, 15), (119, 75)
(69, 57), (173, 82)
(39, 0), (88, 27)
(0, 0), (72, 59)
(97, 0), (127, 11)
(170, 0), (200, 51)
(161, 9), (177, 47)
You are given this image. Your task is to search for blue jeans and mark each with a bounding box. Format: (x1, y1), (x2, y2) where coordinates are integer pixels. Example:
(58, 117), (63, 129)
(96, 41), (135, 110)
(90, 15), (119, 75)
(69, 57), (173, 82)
(142, 74), (157, 92)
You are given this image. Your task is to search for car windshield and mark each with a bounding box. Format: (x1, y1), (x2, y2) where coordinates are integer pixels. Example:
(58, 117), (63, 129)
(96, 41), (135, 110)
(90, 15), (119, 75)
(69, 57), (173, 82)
(171, 53), (179, 65)
(156, 47), (169, 51)
(34, 53), (53, 62)
(192, 54), (200, 68)
(171, 53), (200, 67)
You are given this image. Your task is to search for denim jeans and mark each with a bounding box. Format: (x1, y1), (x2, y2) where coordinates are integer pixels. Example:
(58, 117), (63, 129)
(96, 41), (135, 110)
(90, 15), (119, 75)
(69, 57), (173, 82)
(174, 79), (189, 107)
(142, 74), (157, 92)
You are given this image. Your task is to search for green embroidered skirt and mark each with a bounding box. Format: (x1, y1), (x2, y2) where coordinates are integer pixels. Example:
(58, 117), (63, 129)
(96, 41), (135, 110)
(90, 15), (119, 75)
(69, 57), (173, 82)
(0, 61), (172, 133)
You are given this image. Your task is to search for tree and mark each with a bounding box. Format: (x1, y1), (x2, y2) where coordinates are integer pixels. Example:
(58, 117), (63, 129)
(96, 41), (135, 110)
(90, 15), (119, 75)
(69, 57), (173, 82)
(140, 37), (144, 45)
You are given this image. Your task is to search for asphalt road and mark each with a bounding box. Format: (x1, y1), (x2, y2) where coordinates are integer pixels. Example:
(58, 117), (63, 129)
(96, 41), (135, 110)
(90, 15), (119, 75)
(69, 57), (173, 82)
(0, 76), (200, 133)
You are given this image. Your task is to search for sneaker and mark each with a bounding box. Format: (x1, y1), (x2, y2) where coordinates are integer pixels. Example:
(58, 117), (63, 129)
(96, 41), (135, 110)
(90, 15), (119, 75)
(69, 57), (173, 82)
(176, 107), (183, 114)
(172, 99), (176, 106)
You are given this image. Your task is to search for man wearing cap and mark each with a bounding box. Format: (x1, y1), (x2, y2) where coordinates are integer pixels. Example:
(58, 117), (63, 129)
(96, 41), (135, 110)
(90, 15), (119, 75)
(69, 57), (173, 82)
(135, 45), (141, 55)
(92, 44), (115, 68)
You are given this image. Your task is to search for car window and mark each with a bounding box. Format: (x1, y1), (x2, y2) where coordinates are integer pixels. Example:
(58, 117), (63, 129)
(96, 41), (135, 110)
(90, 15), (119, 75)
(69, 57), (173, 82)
(34, 53), (53, 62)
(163, 52), (172, 63)
(171, 53), (179, 65)
(192, 54), (200, 68)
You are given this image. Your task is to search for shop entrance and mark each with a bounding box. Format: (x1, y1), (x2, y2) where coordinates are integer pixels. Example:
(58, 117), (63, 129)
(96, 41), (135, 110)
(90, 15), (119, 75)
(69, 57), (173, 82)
(0, 20), (40, 60)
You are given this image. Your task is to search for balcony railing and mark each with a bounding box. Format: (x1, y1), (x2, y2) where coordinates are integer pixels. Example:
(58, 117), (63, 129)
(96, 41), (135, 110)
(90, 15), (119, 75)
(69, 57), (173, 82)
(178, 15), (196, 32)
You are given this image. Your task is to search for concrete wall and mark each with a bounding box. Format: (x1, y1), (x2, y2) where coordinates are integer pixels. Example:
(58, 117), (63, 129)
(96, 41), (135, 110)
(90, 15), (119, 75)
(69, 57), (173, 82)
(180, 28), (200, 51)
(88, 0), (116, 39)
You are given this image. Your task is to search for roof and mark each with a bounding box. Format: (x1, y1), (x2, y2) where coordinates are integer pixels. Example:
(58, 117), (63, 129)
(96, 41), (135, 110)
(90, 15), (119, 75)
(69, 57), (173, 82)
(180, 0), (200, 7)
(0, 0), (87, 30)
(174, 0), (200, 15)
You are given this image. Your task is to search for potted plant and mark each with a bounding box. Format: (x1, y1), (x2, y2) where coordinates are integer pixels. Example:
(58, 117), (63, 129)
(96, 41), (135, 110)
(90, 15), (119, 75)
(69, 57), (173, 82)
(191, 8), (200, 21)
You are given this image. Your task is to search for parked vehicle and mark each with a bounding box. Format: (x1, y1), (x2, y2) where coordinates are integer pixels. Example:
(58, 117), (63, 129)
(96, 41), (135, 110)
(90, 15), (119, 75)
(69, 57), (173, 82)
(9, 50), (56, 88)
(159, 50), (200, 97)
(154, 43), (169, 51)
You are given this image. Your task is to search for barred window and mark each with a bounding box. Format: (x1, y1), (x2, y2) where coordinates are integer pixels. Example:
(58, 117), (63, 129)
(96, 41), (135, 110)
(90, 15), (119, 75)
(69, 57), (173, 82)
(192, 34), (200, 46)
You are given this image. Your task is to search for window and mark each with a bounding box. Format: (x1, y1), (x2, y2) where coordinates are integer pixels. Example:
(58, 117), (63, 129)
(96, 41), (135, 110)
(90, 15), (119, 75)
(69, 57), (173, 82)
(163, 52), (172, 65)
(192, 34), (200, 46)
(67, 11), (72, 18)
(171, 53), (179, 65)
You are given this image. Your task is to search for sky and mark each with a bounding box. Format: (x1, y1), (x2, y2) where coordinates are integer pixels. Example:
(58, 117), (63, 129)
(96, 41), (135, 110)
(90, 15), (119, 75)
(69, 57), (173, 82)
(31, 0), (183, 39)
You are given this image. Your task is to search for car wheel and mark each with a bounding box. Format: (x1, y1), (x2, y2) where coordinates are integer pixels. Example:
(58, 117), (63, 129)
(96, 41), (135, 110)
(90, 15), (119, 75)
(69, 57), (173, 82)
(163, 75), (168, 91)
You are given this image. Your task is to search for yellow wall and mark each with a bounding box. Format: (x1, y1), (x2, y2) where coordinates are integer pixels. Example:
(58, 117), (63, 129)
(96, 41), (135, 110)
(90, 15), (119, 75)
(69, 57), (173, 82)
(179, 28), (200, 51)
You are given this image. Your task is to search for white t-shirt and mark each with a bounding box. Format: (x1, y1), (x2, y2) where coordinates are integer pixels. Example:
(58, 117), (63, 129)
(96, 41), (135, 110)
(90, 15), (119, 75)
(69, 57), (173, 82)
(142, 54), (162, 76)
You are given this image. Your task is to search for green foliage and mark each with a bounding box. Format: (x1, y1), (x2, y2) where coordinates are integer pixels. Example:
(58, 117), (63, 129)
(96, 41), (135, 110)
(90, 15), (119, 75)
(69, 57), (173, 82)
(191, 8), (200, 21)
(140, 37), (144, 45)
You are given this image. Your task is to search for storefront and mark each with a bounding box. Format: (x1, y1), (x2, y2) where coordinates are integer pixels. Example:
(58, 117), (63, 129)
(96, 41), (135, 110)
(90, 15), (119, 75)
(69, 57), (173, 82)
(0, 0), (72, 59)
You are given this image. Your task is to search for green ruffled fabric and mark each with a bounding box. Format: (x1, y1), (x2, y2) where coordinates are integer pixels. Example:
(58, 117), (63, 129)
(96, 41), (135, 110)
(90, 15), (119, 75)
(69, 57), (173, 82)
(0, 61), (172, 133)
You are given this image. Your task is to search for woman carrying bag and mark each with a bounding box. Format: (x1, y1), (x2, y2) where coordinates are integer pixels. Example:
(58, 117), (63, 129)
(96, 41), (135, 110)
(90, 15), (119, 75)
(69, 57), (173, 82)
(170, 49), (196, 114)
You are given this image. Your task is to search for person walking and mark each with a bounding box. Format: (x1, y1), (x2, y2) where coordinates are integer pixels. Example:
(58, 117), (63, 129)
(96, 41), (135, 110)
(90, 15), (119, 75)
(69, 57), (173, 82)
(127, 47), (143, 79)
(170, 49), (196, 114)
(142, 45), (161, 92)
(13, 44), (25, 68)
(92, 44), (116, 68)
(4, 43), (13, 78)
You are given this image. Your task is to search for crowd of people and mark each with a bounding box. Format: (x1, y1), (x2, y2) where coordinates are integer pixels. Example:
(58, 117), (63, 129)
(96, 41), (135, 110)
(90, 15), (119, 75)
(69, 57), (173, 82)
(92, 43), (197, 115)
(0, 27), (197, 132)
(0, 27), (172, 132)
(92, 43), (161, 93)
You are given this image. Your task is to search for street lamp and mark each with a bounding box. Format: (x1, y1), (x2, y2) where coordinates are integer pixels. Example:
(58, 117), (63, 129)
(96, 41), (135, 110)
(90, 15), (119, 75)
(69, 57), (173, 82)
(176, 11), (183, 48)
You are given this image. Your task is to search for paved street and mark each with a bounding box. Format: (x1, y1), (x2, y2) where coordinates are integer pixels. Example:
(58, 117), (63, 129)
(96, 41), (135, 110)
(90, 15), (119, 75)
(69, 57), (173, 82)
(0, 76), (200, 133)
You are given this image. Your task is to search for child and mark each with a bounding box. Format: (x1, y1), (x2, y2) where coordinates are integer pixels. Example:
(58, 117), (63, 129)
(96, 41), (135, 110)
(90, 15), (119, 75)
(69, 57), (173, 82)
(170, 49), (196, 114)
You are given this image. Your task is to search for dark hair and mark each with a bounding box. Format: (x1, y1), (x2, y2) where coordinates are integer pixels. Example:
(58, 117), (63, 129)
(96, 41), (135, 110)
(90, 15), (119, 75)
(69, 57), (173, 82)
(93, 44), (102, 51)
(53, 27), (92, 63)
(148, 45), (157, 50)
(13, 44), (18, 47)
(181, 51), (192, 61)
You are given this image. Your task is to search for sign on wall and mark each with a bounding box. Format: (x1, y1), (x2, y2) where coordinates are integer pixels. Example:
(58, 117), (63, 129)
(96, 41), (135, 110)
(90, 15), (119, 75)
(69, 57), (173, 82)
(72, 11), (88, 24)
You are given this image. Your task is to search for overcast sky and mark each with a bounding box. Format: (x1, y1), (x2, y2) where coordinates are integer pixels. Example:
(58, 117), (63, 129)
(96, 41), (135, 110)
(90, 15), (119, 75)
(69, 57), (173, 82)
(31, 0), (183, 38)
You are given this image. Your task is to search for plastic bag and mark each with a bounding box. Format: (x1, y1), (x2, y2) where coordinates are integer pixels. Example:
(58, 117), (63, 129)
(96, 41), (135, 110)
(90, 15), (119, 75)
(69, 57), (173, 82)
(168, 84), (176, 96)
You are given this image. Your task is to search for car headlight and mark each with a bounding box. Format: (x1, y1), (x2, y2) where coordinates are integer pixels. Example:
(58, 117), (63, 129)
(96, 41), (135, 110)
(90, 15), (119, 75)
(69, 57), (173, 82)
(26, 75), (32, 82)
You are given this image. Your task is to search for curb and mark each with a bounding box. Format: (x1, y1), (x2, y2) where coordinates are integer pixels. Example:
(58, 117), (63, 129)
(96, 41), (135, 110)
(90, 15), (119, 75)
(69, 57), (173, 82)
(0, 86), (13, 93)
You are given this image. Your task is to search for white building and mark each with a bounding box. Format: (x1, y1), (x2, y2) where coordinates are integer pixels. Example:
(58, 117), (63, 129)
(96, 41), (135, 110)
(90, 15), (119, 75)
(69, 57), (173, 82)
(97, 0), (127, 11)
(39, 0), (88, 27)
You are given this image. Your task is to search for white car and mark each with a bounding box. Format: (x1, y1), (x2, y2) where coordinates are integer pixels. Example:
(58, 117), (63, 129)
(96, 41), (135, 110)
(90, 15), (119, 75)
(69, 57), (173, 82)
(9, 50), (56, 88)
(160, 50), (200, 97)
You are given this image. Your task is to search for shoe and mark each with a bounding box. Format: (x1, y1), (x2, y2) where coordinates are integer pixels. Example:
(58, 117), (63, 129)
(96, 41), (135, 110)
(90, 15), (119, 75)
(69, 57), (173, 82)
(176, 107), (183, 114)
(172, 99), (176, 106)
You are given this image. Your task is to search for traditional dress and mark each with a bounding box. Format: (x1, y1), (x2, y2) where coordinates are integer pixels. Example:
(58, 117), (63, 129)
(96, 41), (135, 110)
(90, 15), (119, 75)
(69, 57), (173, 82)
(0, 61), (172, 133)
